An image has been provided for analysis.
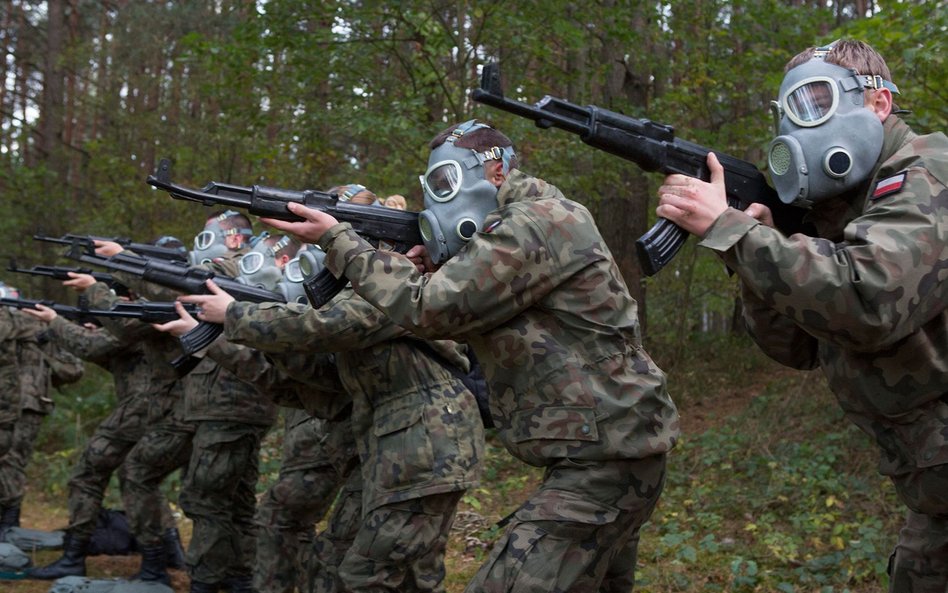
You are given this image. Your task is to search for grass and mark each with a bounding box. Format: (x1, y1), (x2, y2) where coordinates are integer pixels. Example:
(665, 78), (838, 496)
(4, 337), (901, 593)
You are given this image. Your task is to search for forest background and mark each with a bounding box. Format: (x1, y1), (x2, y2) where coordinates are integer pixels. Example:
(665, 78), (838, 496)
(0, 1), (945, 592)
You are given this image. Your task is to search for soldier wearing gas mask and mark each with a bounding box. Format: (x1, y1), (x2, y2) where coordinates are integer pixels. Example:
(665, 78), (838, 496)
(656, 40), (948, 593)
(262, 120), (679, 593)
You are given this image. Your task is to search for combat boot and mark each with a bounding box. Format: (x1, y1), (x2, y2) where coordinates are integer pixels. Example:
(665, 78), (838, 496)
(0, 503), (20, 537)
(130, 543), (170, 585)
(27, 532), (89, 579)
(163, 527), (187, 570)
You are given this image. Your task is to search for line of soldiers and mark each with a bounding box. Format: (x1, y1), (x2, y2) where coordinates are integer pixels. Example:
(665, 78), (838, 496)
(3, 37), (944, 593)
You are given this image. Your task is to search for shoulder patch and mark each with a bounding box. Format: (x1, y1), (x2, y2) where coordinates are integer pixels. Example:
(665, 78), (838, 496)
(872, 172), (906, 200)
(484, 220), (502, 233)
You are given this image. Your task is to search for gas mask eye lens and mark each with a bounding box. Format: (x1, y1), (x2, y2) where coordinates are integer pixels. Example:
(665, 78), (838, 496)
(783, 77), (839, 127)
(239, 252), (264, 275)
(194, 230), (216, 250)
(422, 161), (462, 202)
(284, 258), (304, 283)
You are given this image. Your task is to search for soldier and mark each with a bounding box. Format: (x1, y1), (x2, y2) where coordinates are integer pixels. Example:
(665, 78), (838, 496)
(23, 274), (186, 583)
(183, 186), (486, 593)
(655, 40), (947, 593)
(0, 296), (84, 534)
(260, 121), (680, 592)
(0, 282), (25, 461)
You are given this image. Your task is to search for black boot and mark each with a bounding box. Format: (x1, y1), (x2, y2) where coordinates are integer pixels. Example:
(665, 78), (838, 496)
(189, 580), (220, 593)
(27, 532), (88, 579)
(163, 527), (187, 570)
(131, 543), (170, 585)
(224, 575), (254, 593)
(0, 503), (20, 538)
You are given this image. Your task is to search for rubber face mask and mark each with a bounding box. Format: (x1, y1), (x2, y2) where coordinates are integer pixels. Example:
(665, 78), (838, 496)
(768, 59), (885, 207)
(189, 211), (253, 265)
(418, 121), (515, 264)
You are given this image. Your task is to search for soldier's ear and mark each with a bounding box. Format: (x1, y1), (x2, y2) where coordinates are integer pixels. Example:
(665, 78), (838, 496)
(486, 161), (506, 188)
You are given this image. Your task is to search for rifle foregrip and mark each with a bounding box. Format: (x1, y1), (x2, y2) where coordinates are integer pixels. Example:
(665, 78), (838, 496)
(635, 218), (688, 277)
(178, 321), (224, 356)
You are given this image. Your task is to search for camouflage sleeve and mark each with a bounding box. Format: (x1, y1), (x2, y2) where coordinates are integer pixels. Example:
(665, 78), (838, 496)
(47, 316), (123, 365)
(206, 338), (342, 398)
(318, 208), (576, 338)
(700, 168), (947, 352)
(740, 284), (819, 370)
(223, 292), (407, 354)
(83, 282), (161, 343)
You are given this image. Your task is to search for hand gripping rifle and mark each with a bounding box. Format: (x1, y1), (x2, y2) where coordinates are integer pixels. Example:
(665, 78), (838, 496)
(0, 297), (198, 325)
(60, 250), (285, 362)
(471, 62), (811, 276)
(7, 261), (130, 297)
(145, 159), (425, 306)
(33, 233), (188, 263)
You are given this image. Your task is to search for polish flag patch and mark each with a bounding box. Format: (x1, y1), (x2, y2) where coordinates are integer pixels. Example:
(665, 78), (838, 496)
(872, 172), (906, 200)
(484, 220), (502, 233)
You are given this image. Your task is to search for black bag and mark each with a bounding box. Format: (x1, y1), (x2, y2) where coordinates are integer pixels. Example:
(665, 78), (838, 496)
(87, 508), (140, 556)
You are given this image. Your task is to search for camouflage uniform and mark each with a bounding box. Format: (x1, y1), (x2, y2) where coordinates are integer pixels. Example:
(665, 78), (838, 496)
(46, 284), (183, 543)
(697, 116), (948, 593)
(115, 248), (278, 590)
(315, 169), (680, 592)
(224, 290), (485, 593)
(204, 342), (358, 593)
(0, 308), (27, 457)
(0, 312), (83, 517)
(42, 302), (176, 538)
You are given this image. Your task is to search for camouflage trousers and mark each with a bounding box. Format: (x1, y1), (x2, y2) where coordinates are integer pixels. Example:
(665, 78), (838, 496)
(66, 401), (180, 540)
(0, 422), (14, 459)
(338, 490), (464, 593)
(179, 421), (267, 586)
(0, 409), (45, 507)
(305, 469), (364, 593)
(464, 454), (667, 593)
(122, 420), (194, 547)
(888, 463), (948, 592)
(253, 463), (345, 593)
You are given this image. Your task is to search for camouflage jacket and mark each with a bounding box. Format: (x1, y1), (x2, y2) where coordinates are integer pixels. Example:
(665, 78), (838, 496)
(224, 290), (485, 512)
(80, 282), (190, 429)
(15, 313), (83, 415)
(0, 309), (26, 425)
(279, 408), (358, 477)
(318, 170), (680, 467)
(113, 257), (278, 428)
(700, 116), (948, 477)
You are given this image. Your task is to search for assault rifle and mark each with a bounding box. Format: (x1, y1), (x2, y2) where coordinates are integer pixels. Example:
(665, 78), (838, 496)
(471, 62), (811, 276)
(63, 250), (284, 358)
(34, 233), (188, 263)
(0, 297), (198, 325)
(7, 261), (129, 297)
(145, 158), (424, 305)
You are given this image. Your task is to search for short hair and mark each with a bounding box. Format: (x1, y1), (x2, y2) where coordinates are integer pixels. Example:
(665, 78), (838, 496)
(785, 39), (892, 82)
(429, 121), (519, 170)
(328, 184), (378, 206)
(263, 234), (301, 260)
(218, 212), (253, 231)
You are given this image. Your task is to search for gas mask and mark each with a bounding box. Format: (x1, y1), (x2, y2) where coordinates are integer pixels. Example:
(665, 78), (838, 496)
(189, 210), (254, 265)
(418, 120), (516, 264)
(768, 58), (897, 207)
(236, 236), (310, 304)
